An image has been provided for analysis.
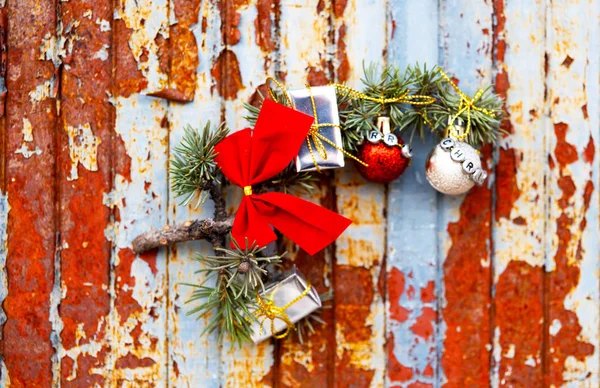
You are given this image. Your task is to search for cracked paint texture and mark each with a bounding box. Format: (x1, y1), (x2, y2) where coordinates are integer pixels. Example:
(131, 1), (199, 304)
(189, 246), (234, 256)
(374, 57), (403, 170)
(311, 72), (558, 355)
(0, 0), (598, 387)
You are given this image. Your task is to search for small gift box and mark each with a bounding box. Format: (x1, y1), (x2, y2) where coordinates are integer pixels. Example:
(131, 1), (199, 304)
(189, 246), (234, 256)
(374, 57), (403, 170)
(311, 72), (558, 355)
(249, 266), (322, 343)
(288, 86), (345, 172)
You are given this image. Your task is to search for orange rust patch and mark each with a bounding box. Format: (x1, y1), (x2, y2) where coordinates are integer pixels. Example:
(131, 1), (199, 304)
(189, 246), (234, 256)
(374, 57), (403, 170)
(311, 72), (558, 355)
(334, 0), (348, 17)
(114, 248), (157, 323)
(581, 104), (588, 119)
(255, 0), (276, 53)
(307, 66), (329, 86)
(553, 123), (578, 166)
(548, 172), (595, 386)
(388, 268), (409, 322)
(409, 307), (435, 340)
(219, 0), (249, 45)
(442, 148), (492, 387)
(583, 135), (595, 164)
(114, 19), (148, 97)
(115, 354), (156, 369)
(335, 24), (350, 83)
(560, 55), (574, 68)
(495, 261), (544, 386)
(335, 266), (374, 343)
(335, 352), (375, 388)
(496, 148), (521, 221)
(150, 23), (198, 102)
(421, 280), (435, 303)
(212, 49), (244, 100)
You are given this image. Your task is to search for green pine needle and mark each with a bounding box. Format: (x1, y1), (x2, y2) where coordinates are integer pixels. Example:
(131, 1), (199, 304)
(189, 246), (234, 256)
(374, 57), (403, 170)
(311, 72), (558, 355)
(183, 237), (286, 347)
(170, 122), (229, 209)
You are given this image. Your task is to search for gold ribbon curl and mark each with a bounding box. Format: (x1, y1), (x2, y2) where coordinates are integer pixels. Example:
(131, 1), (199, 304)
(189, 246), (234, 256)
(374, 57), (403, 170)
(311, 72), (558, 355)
(266, 77), (367, 173)
(254, 283), (312, 339)
(438, 69), (496, 141)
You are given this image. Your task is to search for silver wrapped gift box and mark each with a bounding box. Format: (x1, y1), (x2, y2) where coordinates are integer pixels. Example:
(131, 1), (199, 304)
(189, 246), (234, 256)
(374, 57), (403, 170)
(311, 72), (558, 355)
(249, 267), (322, 343)
(288, 86), (345, 172)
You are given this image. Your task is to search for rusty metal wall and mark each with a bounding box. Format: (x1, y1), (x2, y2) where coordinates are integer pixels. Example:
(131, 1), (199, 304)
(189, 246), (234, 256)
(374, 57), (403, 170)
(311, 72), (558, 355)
(0, 0), (598, 387)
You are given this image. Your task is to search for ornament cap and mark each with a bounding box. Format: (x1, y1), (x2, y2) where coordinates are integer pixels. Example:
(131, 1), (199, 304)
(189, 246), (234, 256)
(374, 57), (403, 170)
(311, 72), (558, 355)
(377, 116), (391, 135)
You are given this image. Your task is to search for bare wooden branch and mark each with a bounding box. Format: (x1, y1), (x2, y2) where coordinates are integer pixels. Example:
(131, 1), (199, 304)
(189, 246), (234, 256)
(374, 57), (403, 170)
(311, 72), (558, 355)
(132, 216), (234, 254)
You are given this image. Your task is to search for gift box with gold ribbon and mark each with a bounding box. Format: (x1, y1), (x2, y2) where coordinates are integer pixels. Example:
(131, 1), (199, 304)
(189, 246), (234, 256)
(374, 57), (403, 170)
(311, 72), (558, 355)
(288, 85), (346, 172)
(249, 266), (321, 343)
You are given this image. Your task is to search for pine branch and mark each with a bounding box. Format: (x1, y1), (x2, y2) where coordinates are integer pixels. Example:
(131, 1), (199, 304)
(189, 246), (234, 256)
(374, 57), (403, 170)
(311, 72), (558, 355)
(184, 237), (286, 346)
(170, 122), (229, 209)
(184, 272), (256, 347)
(195, 237), (284, 299)
(429, 82), (506, 146)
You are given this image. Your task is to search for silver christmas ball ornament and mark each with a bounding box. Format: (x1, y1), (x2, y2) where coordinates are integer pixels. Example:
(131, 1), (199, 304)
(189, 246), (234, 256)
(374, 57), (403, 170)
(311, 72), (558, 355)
(425, 138), (486, 195)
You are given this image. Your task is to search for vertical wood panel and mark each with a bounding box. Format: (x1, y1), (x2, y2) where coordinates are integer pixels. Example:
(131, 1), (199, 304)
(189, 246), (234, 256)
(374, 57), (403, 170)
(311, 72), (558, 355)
(2, 0), (58, 386)
(104, 1), (171, 384)
(277, 1), (335, 386)
(57, 1), (114, 385)
(386, 1), (440, 386)
(490, 0), (546, 386)
(545, 1), (599, 386)
(438, 1), (494, 386)
(217, 1), (277, 386)
(0, 2), (7, 385)
(333, 0), (387, 386)
(166, 0), (221, 386)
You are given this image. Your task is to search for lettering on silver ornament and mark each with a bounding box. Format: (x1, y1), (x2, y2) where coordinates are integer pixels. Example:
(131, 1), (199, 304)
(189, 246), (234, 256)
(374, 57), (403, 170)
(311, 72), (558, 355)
(367, 130), (382, 143)
(462, 159), (476, 174)
(383, 133), (398, 147)
(450, 147), (466, 162)
(440, 138), (455, 150)
(473, 169), (488, 185)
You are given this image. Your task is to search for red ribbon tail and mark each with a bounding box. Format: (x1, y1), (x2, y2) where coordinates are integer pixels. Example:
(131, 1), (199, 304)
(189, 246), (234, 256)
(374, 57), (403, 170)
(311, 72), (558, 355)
(251, 192), (352, 256)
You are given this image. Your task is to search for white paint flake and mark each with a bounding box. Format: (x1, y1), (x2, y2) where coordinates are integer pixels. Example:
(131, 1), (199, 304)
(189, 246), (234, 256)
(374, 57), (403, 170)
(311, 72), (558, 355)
(93, 44), (110, 61)
(29, 79), (55, 103)
(96, 18), (111, 32)
(549, 319), (562, 336)
(66, 123), (101, 181)
(22, 118), (33, 142)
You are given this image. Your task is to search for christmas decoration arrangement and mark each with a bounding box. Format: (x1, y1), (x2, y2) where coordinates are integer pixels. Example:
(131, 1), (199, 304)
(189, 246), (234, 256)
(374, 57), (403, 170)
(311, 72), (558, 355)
(132, 63), (504, 346)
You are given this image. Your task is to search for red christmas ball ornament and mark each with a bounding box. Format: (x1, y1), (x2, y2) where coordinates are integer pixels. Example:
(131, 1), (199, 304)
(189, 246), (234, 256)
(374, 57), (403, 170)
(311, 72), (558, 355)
(355, 131), (412, 184)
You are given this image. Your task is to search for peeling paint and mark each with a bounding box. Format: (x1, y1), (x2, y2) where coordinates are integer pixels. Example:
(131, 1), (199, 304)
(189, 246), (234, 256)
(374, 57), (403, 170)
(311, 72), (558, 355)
(66, 123), (101, 181)
(115, 0), (170, 93)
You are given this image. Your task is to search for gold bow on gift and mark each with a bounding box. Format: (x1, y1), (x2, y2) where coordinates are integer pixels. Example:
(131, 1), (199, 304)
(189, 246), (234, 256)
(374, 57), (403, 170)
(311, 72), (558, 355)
(438, 69), (496, 141)
(266, 77), (367, 173)
(254, 283), (312, 339)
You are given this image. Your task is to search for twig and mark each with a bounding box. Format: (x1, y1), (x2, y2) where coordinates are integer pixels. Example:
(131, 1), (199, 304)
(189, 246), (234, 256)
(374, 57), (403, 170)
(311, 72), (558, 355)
(132, 216), (234, 254)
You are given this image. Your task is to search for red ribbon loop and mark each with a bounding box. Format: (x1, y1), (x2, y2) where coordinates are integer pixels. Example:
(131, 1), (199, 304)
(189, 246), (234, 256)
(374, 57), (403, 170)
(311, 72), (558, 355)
(214, 100), (352, 255)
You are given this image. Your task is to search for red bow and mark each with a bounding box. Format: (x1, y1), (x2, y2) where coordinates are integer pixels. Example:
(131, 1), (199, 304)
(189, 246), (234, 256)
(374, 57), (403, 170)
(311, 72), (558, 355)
(214, 100), (352, 255)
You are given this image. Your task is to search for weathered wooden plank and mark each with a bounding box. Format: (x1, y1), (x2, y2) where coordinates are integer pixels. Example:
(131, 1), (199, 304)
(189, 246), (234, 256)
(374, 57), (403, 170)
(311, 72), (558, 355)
(217, 1), (277, 385)
(490, 1), (546, 386)
(385, 1), (440, 386)
(0, 3), (7, 384)
(333, 0), (388, 386)
(1, 0), (58, 386)
(545, 1), (599, 386)
(55, 1), (114, 385)
(277, 1), (335, 386)
(438, 1), (494, 386)
(166, 0), (222, 386)
(94, 1), (170, 384)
